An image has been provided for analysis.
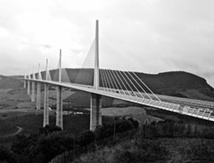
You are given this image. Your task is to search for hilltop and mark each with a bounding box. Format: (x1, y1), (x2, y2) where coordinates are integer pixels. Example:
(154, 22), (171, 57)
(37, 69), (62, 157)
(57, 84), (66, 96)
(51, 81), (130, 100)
(136, 71), (214, 101)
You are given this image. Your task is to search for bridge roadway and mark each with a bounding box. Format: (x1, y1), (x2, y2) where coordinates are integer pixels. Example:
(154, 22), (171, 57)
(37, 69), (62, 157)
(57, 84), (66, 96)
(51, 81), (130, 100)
(26, 78), (214, 122)
(96, 87), (214, 109)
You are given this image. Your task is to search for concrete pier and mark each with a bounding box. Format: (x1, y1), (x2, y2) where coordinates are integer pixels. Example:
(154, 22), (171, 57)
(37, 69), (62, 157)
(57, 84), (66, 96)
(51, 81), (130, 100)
(27, 80), (30, 95)
(90, 93), (102, 131)
(36, 82), (41, 110)
(56, 86), (63, 129)
(31, 81), (35, 102)
(43, 83), (49, 127)
(24, 79), (26, 88)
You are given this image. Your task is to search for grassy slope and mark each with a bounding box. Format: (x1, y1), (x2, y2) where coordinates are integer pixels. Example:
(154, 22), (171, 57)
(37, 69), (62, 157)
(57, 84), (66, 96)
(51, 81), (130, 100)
(136, 71), (214, 99)
(0, 113), (91, 147)
(73, 136), (214, 163)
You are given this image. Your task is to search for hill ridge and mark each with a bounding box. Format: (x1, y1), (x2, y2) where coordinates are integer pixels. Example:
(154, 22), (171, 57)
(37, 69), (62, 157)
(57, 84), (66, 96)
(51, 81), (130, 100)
(1, 70), (214, 101)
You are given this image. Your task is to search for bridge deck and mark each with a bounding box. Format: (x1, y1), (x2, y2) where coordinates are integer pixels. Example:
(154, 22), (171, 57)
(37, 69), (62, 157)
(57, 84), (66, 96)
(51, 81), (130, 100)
(25, 79), (214, 122)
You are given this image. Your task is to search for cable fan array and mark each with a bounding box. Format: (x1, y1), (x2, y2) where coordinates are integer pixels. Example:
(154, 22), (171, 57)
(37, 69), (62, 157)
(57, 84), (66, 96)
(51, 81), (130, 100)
(69, 36), (162, 103)
(99, 69), (161, 101)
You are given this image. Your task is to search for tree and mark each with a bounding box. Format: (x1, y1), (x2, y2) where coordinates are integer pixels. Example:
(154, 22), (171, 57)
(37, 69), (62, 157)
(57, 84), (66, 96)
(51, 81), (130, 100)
(0, 146), (17, 163)
(78, 130), (95, 146)
(39, 125), (62, 135)
(30, 131), (75, 162)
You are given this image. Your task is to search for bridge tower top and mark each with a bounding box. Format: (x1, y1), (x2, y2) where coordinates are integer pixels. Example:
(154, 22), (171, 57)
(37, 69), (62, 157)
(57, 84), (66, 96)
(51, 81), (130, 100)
(32, 66), (35, 80)
(94, 20), (99, 90)
(59, 49), (62, 83)
(45, 59), (48, 81)
(37, 63), (42, 80)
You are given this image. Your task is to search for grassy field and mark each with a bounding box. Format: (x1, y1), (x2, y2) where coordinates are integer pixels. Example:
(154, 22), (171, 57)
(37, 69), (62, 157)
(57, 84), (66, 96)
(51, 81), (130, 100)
(0, 112), (90, 147)
(101, 106), (162, 126)
(0, 84), (139, 148)
(0, 104), (158, 148)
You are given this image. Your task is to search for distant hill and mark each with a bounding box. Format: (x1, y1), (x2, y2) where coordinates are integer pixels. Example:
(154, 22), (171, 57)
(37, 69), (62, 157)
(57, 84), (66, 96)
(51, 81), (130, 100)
(50, 69), (214, 101)
(138, 71), (212, 92)
(135, 71), (214, 100)
(0, 75), (23, 89)
(4, 70), (214, 101)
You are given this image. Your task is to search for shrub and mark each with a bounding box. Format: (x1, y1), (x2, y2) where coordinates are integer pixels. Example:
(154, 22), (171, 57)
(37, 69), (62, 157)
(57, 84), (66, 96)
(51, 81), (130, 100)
(39, 125), (62, 135)
(11, 134), (38, 155)
(0, 146), (17, 163)
(115, 150), (135, 163)
(78, 130), (95, 146)
(94, 118), (138, 141)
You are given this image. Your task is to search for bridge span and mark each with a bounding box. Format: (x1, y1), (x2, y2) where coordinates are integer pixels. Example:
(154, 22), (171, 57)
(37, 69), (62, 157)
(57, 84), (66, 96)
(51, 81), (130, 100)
(23, 20), (214, 130)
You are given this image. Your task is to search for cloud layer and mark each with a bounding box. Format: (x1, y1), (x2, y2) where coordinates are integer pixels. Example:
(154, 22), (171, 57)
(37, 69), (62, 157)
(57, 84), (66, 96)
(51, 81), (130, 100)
(0, 0), (214, 86)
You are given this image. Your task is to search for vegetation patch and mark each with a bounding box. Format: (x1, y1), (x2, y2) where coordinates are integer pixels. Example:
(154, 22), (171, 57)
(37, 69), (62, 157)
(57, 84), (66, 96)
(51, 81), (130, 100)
(73, 120), (214, 163)
(0, 117), (138, 163)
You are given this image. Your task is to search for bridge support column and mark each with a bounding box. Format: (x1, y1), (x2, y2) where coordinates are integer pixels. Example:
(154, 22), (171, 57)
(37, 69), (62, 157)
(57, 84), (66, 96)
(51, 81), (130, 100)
(43, 83), (49, 127)
(24, 80), (26, 88)
(36, 82), (41, 110)
(90, 93), (102, 131)
(27, 80), (31, 95)
(56, 86), (63, 129)
(31, 81), (35, 102)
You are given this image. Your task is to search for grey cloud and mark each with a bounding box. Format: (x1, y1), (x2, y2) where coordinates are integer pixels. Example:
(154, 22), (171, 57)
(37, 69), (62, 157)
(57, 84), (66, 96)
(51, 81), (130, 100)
(0, 0), (214, 87)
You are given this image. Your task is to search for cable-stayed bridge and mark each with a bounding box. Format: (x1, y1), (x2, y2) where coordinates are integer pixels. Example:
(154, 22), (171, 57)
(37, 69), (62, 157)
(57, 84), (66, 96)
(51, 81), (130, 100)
(23, 20), (214, 131)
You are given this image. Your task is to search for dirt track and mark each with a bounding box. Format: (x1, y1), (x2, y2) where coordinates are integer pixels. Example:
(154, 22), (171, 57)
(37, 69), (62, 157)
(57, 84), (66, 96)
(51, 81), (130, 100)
(0, 126), (23, 138)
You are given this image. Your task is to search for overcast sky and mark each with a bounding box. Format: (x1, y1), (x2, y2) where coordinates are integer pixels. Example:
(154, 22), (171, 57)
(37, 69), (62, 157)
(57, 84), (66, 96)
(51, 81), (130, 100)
(0, 0), (214, 87)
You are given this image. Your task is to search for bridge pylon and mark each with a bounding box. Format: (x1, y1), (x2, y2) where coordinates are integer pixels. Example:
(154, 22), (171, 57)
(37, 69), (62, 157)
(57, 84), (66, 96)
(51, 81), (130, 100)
(56, 49), (63, 129)
(90, 20), (102, 131)
(43, 59), (49, 127)
(31, 67), (36, 102)
(27, 73), (31, 95)
(23, 72), (26, 88)
(36, 64), (41, 110)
